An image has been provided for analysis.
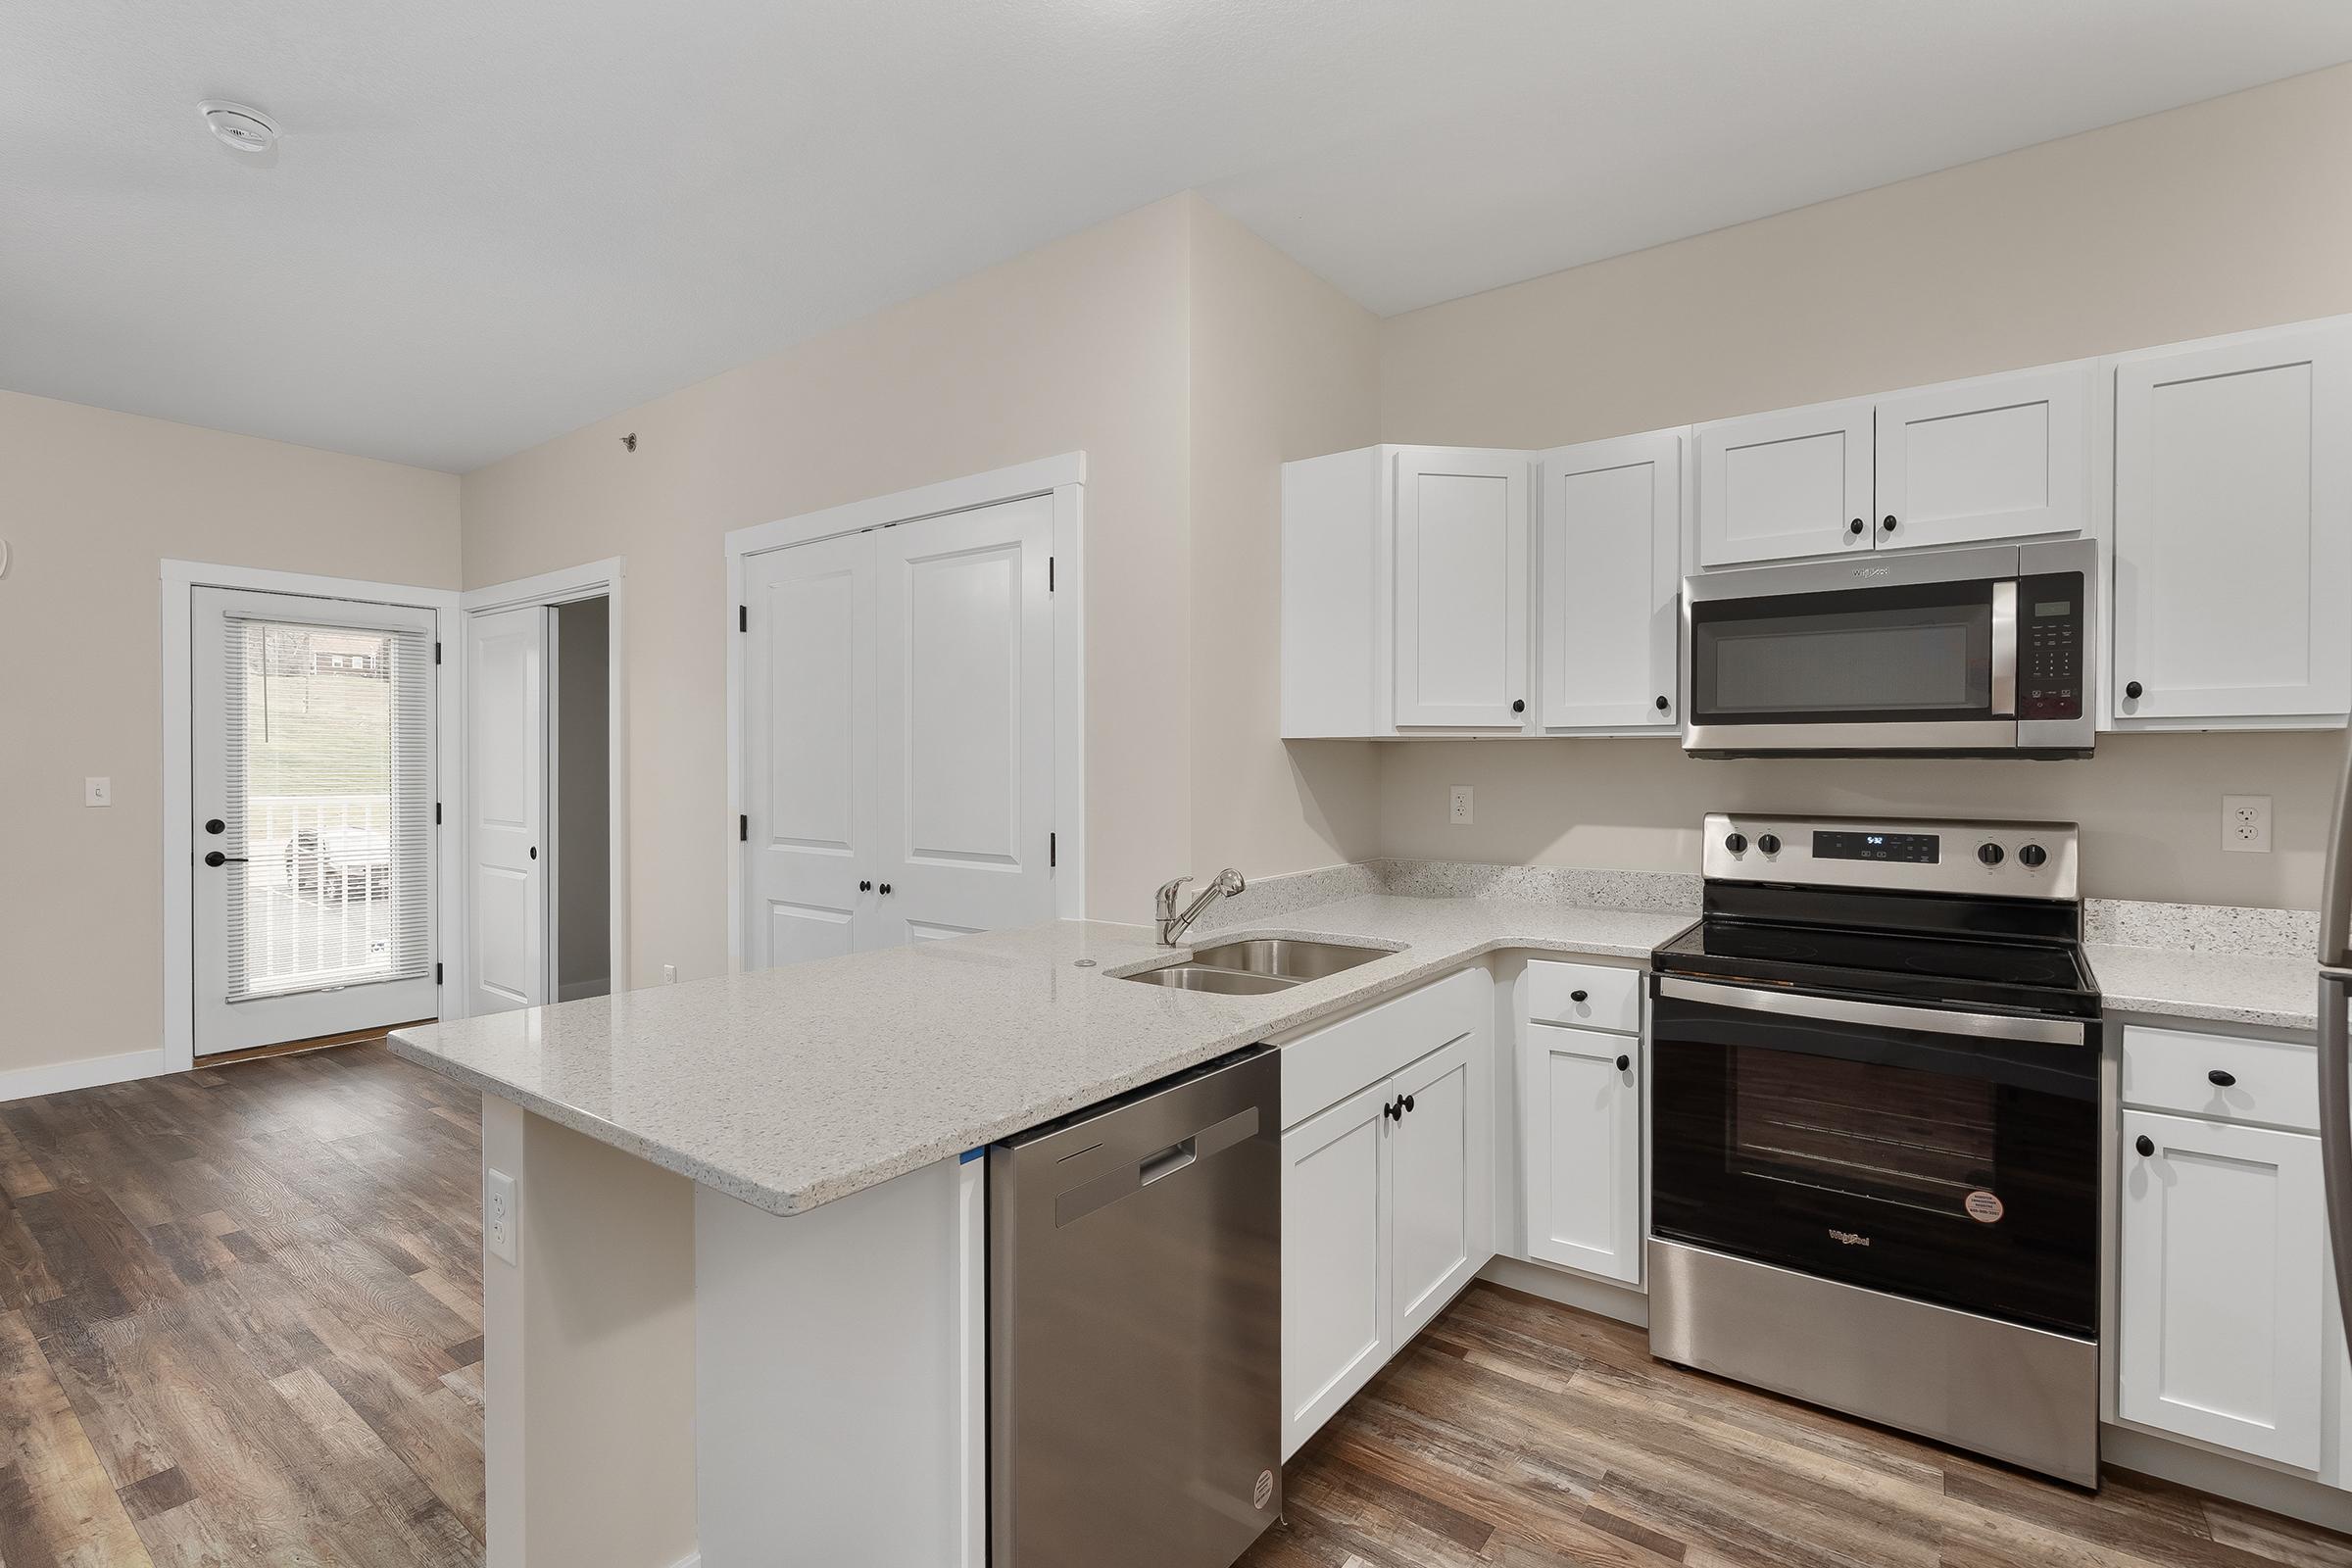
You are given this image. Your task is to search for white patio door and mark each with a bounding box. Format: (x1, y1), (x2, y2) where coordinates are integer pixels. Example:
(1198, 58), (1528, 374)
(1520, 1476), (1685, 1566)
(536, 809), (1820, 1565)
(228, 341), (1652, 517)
(465, 607), (550, 1014)
(741, 494), (1055, 966)
(191, 587), (439, 1054)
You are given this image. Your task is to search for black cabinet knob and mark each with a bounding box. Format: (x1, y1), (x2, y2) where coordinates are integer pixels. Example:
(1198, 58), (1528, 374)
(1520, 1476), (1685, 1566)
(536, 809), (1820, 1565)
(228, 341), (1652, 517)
(2018, 844), (2048, 868)
(2135, 1134), (2155, 1157)
(204, 817), (225, 835)
(1401, 1094), (1416, 1114)
(858, 879), (872, 893)
(1847, 517), (1865, 537)
(2125, 680), (2143, 700)
(1654, 695), (1669, 711)
(1570, 989), (1589, 1004)
(529, 846), (537, 859)
(1757, 833), (1782, 856)
(1978, 843), (2005, 866)
(1724, 832), (1748, 855)
(1384, 1099), (1402, 1123)
(1511, 699), (1526, 713)
(1615, 1054), (1631, 1072)
(1881, 514), (1897, 533)
(878, 882), (893, 896)
(2208, 1068), (2237, 1088)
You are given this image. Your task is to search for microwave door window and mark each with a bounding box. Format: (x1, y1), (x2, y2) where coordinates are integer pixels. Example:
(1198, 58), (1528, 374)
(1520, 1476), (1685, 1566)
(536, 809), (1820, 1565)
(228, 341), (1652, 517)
(1692, 590), (1994, 725)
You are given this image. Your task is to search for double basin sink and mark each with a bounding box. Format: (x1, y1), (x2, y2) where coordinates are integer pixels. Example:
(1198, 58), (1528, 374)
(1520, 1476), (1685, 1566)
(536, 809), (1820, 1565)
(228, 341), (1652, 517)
(1121, 937), (1391, 996)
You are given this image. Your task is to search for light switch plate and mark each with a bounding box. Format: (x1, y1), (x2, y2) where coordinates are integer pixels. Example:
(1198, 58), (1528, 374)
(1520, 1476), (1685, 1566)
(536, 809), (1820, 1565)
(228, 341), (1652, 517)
(2222, 795), (2272, 854)
(485, 1168), (518, 1265)
(1449, 786), (1473, 826)
(84, 777), (110, 808)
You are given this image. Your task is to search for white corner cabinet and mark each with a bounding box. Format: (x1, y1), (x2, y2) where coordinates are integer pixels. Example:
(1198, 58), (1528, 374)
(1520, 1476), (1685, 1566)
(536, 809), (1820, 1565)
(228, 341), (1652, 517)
(1281, 438), (1682, 739)
(2115, 1023), (2328, 1471)
(1278, 968), (1494, 1459)
(1693, 361), (2092, 567)
(1516, 960), (1643, 1285)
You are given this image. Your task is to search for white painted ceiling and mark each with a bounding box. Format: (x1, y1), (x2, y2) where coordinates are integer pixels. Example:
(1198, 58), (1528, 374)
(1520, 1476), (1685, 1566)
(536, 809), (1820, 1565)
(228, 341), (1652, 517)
(6, 2), (2350, 473)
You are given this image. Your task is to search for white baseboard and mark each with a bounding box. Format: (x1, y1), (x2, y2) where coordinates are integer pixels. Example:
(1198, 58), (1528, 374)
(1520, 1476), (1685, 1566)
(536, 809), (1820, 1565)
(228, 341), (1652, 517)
(1479, 1254), (1648, 1327)
(0, 1048), (168, 1103)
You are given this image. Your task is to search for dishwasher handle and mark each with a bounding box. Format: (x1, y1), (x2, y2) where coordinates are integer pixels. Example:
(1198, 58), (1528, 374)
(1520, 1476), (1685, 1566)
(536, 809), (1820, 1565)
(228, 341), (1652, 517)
(1139, 1138), (1197, 1186)
(1052, 1103), (1258, 1227)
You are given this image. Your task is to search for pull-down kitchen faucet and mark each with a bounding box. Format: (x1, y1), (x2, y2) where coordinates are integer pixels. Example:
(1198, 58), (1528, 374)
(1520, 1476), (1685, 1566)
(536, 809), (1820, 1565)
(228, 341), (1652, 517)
(1155, 868), (1247, 946)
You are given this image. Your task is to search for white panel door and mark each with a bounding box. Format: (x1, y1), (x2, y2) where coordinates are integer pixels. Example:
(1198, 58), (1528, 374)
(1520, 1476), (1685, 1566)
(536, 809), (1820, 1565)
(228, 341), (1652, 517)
(1695, 398), (1875, 566)
(2118, 1109), (2323, 1467)
(466, 606), (548, 1015)
(1393, 448), (1529, 728)
(743, 533), (874, 969)
(1520, 1022), (1641, 1284)
(1390, 1031), (1490, 1345)
(868, 496), (1056, 948)
(1874, 364), (2091, 551)
(2113, 325), (2352, 722)
(1537, 430), (1682, 730)
(1280, 1079), (1392, 1461)
(191, 588), (441, 1054)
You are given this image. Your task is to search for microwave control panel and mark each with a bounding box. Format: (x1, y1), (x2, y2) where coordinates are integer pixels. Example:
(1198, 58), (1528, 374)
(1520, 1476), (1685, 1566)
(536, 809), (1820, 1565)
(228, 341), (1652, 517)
(2018, 573), (2083, 721)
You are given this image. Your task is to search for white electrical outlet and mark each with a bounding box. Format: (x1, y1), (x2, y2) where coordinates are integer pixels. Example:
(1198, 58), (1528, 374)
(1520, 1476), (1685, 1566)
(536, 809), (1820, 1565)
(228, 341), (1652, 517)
(1449, 786), (1473, 825)
(84, 777), (110, 808)
(485, 1168), (518, 1265)
(2222, 795), (2273, 854)
(662, 963), (678, 984)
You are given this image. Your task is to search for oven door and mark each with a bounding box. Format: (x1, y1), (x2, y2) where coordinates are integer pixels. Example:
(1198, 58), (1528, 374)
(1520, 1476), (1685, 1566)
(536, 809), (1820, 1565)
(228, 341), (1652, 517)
(1649, 977), (2099, 1338)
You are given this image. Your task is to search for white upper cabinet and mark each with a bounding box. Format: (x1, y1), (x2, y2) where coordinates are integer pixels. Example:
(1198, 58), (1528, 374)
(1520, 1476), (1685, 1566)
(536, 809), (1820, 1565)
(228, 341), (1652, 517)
(1394, 448), (1531, 728)
(1694, 397), (1874, 566)
(1535, 430), (1683, 731)
(1874, 364), (2091, 552)
(2111, 322), (2352, 725)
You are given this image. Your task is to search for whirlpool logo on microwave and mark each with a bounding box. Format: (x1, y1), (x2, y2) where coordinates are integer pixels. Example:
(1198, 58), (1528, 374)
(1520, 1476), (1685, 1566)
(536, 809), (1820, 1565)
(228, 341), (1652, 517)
(1828, 1229), (1872, 1247)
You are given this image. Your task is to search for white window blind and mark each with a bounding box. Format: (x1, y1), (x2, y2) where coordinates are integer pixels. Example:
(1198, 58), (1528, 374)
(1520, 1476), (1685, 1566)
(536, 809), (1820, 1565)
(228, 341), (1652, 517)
(220, 616), (434, 1003)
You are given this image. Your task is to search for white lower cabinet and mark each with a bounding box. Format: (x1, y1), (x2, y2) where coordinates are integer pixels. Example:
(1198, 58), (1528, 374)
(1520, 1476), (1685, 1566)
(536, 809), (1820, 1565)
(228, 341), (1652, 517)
(2117, 1106), (2325, 1467)
(1518, 960), (1642, 1285)
(1279, 975), (1493, 1459)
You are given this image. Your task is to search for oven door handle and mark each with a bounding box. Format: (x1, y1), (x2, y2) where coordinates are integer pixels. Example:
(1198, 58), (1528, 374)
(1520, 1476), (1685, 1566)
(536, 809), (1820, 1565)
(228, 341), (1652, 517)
(1654, 976), (2086, 1047)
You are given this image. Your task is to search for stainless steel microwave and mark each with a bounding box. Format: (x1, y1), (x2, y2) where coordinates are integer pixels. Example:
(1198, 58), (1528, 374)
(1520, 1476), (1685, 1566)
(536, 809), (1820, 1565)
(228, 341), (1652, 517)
(1681, 538), (2096, 758)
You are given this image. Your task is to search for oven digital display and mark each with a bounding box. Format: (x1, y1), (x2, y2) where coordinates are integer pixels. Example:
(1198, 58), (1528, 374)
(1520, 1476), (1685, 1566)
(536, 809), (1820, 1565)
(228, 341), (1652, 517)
(1813, 830), (1939, 863)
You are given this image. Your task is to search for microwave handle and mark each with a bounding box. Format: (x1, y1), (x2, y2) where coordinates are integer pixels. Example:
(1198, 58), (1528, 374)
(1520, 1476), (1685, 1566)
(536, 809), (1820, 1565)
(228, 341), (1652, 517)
(1989, 580), (2017, 718)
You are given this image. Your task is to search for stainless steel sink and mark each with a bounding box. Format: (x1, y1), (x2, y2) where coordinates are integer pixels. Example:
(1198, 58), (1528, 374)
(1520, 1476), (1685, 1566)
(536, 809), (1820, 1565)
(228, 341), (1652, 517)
(1121, 965), (1297, 995)
(1118, 937), (1392, 994)
(1185, 938), (1389, 981)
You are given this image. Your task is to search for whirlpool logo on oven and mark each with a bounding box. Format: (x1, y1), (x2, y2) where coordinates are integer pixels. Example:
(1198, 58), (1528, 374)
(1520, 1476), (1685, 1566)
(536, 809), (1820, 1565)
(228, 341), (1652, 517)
(1828, 1229), (1872, 1248)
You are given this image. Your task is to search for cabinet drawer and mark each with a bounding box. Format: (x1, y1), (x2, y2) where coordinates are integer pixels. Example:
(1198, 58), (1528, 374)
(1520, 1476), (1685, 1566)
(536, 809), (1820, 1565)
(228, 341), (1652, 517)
(1282, 967), (1484, 1130)
(1526, 960), (1641, 1035)
(2121, 1025), (2319, 1132)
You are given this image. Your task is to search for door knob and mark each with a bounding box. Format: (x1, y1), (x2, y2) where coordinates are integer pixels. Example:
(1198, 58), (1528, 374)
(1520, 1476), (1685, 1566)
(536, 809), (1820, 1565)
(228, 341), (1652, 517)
(2135, 1134), (2155, 1157)
(203, 851), (247, 868)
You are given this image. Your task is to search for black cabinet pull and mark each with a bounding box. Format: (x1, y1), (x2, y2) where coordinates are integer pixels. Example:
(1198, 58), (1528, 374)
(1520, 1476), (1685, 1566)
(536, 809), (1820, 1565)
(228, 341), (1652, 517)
(1881, 514), (1897, 533)
(858, 879), (872, 893)
(1511, 699), (1526, 714)
(1654, 695), (1669, 711)
(2135, 1134), (2155, 1157)
(202, 851), (247, 868)
(1401, 1094), (1415, 1115)
(204, 817), (225, 835)
(529, 846), (537, 859)
(1570, 989), (1589, 1003)
(2207, 1068), (2236, 1088)
(1383, 1099), (1402, 1123)
(878, 882), (893, 896)
(2125, 680), (2143, 700)
(1615, 1054), (1630, 1072)
(1847, 517), (1865, 536)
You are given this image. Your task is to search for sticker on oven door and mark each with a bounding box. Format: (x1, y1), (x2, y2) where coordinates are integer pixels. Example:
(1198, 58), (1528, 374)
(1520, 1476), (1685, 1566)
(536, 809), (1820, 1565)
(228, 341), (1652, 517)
(1964, 1190), (2005, 1224)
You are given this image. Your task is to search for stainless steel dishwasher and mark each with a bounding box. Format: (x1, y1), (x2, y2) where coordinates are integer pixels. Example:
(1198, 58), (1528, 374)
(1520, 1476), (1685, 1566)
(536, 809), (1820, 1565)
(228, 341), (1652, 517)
(990, 1046), (1281, 1568)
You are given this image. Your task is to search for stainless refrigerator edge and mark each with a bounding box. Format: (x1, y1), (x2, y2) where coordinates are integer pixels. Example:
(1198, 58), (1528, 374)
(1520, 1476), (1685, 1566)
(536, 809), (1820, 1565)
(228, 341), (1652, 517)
(2321, 735), (2352, 1323)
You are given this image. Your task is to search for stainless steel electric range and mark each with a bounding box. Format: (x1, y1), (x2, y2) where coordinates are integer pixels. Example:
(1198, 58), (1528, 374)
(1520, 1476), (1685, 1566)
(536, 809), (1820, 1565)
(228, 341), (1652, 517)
(1646, 812), (2103, 1487)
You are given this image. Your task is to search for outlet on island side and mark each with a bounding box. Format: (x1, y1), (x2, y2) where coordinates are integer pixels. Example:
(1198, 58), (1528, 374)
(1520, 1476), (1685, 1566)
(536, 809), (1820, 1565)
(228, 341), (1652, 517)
(1449, 785), (1473, 826)
(2222, 795), (2272, 854)
(485, 1168), (518, 1265)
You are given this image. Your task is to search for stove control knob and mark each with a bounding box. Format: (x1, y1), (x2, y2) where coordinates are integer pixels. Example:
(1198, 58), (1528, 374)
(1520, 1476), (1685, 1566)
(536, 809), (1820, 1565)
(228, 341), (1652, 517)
(1756, 833), (1782, 856)
(1724, 832), (1748, 855)
(2018, 843), (2048, 868)
(1977, 842), (2005, 867)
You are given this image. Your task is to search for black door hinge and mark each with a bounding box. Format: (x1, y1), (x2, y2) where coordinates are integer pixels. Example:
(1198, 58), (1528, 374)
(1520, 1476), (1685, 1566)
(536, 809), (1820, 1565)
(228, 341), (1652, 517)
(738, 605), (747, 633)
(739, 813), (749, 842)
(1048, 556), (1055, 593)
(433, 641), (442, 665)
(1049, 830), (1056, 868)
(434, 962), (444, 986)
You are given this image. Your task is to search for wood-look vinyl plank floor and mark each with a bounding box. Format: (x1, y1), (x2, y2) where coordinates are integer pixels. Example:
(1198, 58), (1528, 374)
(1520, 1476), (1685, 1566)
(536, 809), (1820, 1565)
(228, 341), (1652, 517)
(1, 1043), (2348, 1567)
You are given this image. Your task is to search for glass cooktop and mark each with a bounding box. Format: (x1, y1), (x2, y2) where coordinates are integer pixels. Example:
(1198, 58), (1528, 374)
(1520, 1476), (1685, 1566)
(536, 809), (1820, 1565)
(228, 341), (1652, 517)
(1653, 917), (2099, 1018)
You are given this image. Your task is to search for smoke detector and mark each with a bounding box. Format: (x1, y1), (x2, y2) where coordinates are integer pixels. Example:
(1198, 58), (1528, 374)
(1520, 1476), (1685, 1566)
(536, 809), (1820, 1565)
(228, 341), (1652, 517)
(197, 101), (280, 154)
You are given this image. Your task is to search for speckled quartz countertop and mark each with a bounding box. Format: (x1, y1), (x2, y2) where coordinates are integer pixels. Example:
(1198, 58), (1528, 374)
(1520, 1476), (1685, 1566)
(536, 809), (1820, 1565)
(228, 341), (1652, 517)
(2083, 944), (2319, 1032)
(389, 894), (1688, 1217)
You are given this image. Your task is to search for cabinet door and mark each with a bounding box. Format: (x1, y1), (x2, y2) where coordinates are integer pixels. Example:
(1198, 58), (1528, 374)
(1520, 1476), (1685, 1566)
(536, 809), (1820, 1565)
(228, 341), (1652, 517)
(1694, 398), (1874, 566)
(2117, 1110), (2323, 1467)
(1280, 1079), (1392, 1460)
(1520, 1021), (1642, 1284)
(1874, 364), (2090, 551)
(1537, 431), (1682, 730)
(2113, 325), (2352, 722)
(1390, 1031), (1491, 1345)
(1393, 448), (1529, 728)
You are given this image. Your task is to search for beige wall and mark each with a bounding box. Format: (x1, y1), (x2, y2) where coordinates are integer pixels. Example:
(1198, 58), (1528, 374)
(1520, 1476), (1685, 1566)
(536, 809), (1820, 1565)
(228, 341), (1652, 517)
(1372, 64), (2352, 908)
(0, 390), (459, 1080)
(1186, 200), (1386, 876)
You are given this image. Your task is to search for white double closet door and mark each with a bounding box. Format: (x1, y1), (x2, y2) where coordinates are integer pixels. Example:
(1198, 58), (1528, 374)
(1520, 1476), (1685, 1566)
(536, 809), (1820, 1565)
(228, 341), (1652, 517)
(743, 495), (1055, 966)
